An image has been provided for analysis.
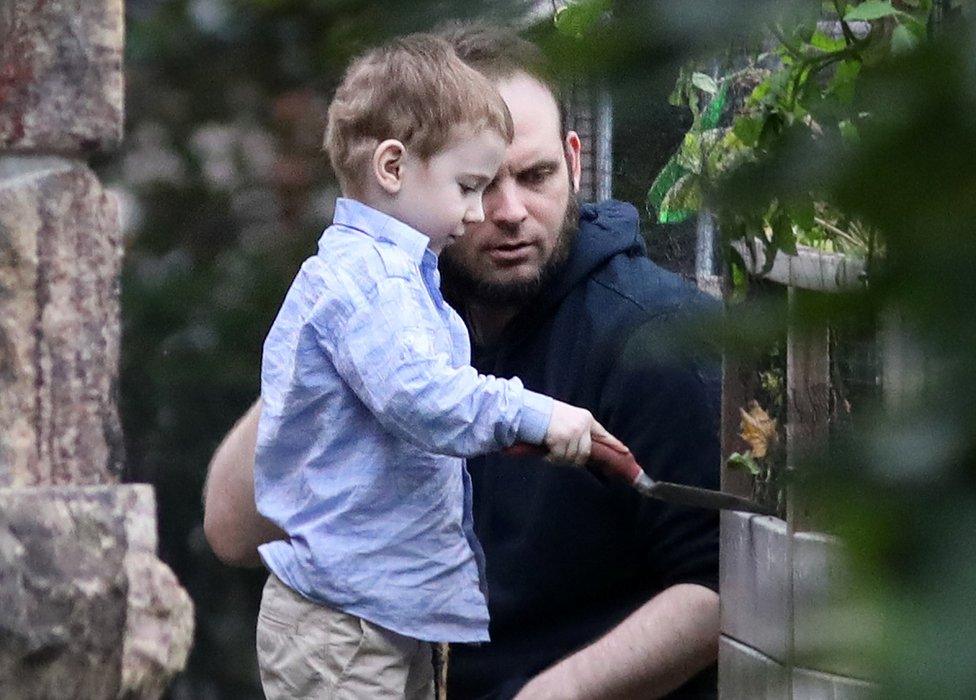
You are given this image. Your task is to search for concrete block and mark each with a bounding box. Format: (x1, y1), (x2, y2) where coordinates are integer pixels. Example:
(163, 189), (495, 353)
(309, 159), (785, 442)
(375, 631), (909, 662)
(793, 530), (876, 680)
(792, 666), (879, 699)
(721, 510), (791, 663)
(0, 0), (124, 153)
(0, 485), (193, 699)
(719, 635), (790, 700)
(0, 156), (123, 487)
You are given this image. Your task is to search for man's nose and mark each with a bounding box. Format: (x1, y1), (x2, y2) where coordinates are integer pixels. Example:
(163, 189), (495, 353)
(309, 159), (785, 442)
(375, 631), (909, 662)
(486, 179), (528, 227)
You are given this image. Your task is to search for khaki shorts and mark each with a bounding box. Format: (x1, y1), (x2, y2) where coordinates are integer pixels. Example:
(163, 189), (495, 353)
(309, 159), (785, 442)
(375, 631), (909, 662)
(257, 573), (434, 699)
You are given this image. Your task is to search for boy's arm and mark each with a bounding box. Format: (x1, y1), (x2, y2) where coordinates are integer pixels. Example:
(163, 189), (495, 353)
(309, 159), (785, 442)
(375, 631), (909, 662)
(316, 275), (555, 457)
(202, 399), (283, 567)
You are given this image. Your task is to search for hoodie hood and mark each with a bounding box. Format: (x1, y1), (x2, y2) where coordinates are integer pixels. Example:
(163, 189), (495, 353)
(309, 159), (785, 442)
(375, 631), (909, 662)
(537, 199), (646, 315)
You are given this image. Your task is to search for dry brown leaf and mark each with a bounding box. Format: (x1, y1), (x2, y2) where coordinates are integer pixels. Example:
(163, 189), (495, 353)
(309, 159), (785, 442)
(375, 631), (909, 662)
(739, 400), (778, 458)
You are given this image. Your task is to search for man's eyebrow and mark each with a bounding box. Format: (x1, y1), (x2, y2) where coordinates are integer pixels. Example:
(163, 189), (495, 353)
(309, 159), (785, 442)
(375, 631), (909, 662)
(516, 159), (560, 175)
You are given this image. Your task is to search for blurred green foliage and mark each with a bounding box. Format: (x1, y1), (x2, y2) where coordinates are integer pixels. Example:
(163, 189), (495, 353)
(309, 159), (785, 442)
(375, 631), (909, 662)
(103, 0), (976, 696)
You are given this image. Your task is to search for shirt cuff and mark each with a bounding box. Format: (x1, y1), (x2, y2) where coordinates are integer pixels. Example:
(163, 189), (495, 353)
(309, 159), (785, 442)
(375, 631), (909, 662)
(515, 390), (554, 445)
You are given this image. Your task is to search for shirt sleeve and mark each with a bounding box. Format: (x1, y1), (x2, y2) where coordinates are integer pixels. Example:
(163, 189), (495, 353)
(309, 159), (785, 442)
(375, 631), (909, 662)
(312, 274), (553, 457)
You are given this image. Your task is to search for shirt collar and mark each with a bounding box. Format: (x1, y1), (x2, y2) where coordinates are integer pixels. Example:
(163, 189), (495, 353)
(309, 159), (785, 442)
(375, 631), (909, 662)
(329, 197), (430, 264)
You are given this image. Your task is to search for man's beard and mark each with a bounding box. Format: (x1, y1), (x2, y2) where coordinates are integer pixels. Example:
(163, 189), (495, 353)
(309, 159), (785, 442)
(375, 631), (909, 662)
(441, 191), (579, 309)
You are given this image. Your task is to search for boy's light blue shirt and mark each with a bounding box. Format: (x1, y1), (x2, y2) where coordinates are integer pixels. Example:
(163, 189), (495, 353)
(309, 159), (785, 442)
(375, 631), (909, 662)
(255, 198), (553, 643)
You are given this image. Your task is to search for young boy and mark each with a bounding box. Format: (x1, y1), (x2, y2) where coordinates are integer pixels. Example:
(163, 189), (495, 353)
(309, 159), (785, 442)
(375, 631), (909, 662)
(254, 34), (622, 699)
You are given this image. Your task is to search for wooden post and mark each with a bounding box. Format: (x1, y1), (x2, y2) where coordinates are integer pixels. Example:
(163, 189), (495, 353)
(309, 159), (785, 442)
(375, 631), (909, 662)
(786, 288), (831, 532)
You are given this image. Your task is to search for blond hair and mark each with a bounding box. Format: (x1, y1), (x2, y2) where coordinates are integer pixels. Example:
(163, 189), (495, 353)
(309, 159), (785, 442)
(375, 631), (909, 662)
(324, 33), (514, 194)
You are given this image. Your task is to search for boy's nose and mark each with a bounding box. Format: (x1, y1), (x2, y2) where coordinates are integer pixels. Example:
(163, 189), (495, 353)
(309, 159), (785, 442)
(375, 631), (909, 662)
(464, 199), (485, 224)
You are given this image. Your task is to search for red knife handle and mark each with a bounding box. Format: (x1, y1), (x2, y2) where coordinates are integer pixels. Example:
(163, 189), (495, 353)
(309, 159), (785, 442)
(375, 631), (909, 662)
(504, 437), (643, 486)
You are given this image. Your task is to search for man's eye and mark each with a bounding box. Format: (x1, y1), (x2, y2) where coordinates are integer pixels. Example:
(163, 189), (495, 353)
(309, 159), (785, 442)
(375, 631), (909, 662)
(520, 168), (552, 185)
(459, 183), (477, 194)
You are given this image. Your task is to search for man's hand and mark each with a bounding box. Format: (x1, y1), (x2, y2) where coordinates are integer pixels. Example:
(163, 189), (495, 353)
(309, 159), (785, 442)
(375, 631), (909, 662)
(544, 401), (627, 467)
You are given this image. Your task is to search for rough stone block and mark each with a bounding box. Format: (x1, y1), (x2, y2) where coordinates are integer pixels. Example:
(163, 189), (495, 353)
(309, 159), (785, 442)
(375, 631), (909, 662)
(719, 635), (790, 700)
(0, 156), (123, 487)
(0, 485), (193, 699)
(721, 511), (791, 663)
(0, 0), (124, 153)
(792, 666), (879, 699)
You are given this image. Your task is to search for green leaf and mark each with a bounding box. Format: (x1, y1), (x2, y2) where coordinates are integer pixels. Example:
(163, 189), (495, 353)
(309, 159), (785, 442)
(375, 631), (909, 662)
(749, 79), (771, 105)
(828, 60), (861, 104)
(891, 23), (918, 53)
(844, 0), (898, 21)
(647, 155), (688, 217)
(898, 13), (928, 39)
(731, 260), (748, 293)
(770, 206), (799, 256)
(553, 0), (612, 39)
(691, 72), (718, 95)
(727, 451), (762, 476)
(659, 173), (701, 224)
(676, 131), (704, 174)
(787, 199), (816, 231)
(733, 116), (763, 148)
(809, 30), (847, 52)
(701, 128), (733, 178)
(699, 82), (729, 130)
(757, 111), (787, 149)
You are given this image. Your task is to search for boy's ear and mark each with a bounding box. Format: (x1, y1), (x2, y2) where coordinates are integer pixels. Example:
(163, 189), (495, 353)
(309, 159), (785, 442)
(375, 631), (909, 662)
(372, 139), (406, 194)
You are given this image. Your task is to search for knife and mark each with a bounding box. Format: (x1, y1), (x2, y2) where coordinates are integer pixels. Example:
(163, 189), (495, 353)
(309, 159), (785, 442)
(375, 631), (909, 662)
(504, 438), (775, 516)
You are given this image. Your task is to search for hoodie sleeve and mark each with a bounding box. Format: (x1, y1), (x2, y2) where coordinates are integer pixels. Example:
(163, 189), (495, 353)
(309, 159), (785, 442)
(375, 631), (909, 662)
(596, 311), (721, 593)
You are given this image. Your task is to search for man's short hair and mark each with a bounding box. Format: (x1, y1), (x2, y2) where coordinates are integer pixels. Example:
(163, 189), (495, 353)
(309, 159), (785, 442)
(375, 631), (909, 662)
(324, 33), (514, 195)
(437, 21), (567, 132)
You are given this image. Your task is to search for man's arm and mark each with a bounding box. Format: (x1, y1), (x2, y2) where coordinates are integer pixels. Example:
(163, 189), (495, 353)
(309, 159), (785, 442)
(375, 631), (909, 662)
(515, 583), (719, 700)
(202, 399), (284, 566)
(518, 310), (723, 698)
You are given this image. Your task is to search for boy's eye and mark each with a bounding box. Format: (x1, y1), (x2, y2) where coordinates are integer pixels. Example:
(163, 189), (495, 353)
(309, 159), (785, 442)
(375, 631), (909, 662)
(459, 183), (477, 194)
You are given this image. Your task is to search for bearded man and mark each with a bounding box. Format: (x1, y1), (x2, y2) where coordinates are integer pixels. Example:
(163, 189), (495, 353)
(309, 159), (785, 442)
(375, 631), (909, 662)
(204, 23), (721, 699)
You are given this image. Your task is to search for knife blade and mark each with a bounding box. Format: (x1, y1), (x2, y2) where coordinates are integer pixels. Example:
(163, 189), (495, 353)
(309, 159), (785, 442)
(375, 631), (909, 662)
(504, 439), (775, 516)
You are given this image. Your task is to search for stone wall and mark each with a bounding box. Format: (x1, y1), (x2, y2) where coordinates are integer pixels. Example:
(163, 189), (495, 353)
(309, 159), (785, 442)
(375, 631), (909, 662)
(0, 1), (193, 697)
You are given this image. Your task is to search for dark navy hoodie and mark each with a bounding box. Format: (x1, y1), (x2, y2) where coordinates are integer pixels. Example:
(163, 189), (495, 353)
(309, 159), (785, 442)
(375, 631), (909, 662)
(446, 200), (721, 699)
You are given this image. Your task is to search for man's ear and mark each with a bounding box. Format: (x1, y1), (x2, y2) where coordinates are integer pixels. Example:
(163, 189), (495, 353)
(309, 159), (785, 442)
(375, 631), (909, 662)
(564, 130), (582, 194)
(372, 139), (406, 194)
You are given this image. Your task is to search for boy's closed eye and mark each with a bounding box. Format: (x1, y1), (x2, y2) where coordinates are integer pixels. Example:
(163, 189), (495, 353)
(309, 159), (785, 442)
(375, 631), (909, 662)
(459, 175), (491, 195)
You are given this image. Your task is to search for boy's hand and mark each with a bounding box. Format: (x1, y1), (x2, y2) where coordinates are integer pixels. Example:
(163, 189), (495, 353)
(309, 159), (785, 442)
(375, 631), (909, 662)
(544, 401), (627, 467)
